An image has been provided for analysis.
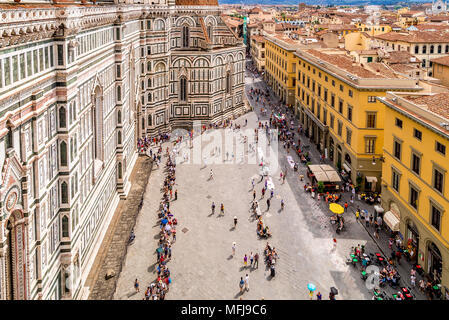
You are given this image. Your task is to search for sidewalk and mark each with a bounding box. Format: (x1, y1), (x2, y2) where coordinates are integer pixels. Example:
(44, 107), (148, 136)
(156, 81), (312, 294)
(246, 60), (427, 300)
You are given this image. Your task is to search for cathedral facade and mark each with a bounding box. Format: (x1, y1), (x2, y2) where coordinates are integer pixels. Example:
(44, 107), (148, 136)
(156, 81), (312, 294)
(0, 0), (245, 300)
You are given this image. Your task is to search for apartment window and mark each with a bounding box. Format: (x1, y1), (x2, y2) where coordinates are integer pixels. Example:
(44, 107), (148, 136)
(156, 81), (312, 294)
(411, 153), (421, 175)
(307, 77), (310, 88)
(330, 114), (335, 129)
(365, 137), (376, 154)
(332, 80), (335, 87)
(433, 168), (444, 193)
(431, 205), (442, 231)
(409, 185), (419, 209)
(339, 84), (344, 92)
(317, 103), (321, 119)
(436, 141), (446, 155)
(338, 99), (343, 113)
(413, 128), (422, 141)
(368, 96), (376, 103)
(325, 75), (328, 82)
(319, 72), (322, 78)
(323, 109), (327, 125)
(318, 85), (321, 96)
(347, 105), (353, 122)
(348, 89), (353, 97)
(394, 140), (402, 160)
(422, 45), (427, 54)
(337, 121), (342, 136)
(366, 113), (376, 128)
(395, 118), (403, 128)
(312, 80), (315, 92)
(324, 89), (328, 102)
(392, 169), (400, 192)
(331, 94), (335, 107)
(346, 128), (352, 145)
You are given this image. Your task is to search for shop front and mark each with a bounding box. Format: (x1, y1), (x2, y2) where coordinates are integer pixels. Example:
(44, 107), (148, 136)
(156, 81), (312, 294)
(406, 219), (420, 264)
(428, 241), (443, 284)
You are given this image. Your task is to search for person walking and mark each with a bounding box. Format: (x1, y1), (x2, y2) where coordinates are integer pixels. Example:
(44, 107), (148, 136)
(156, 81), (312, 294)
(266, 198), (270, 211)
(270, 189), (274, 199)
(211, 202), (215, 214)
(210, 169), (214, 180)
(316, 292), (322, 300)
(245, 274), (250, 291)
(344, 202), (348, 212)
(250, 252), (254, 266)
(251, 178), (255, 190)
(232, 242), (236, 256)
(220, 203), (224, 216)
(254, 252), (259, 269)
(389, 238), (394, 249)
(253, 190), (256, 201)
(134, 279), (140, 293)
(234, 216), (238, 228)
(261, 187), (265, 198)
(333, 238), (337, 250)
(174, 189), (178, 201)
(244, 254), (248, 267)
(239, 277), (245, 294)
(281, 199), (284, 211)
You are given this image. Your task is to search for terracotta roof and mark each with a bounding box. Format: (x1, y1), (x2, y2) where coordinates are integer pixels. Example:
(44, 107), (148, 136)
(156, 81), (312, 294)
(366, 62), (398, 78)
(251, 35), (265, 43)
(305, 49), (387, 79)
(384, 51), (420, 64)
(431, 56), (449, 67)
(388, 64), (417, 74)
(405, 93), (449, 120)
(375, 31), (449, 43)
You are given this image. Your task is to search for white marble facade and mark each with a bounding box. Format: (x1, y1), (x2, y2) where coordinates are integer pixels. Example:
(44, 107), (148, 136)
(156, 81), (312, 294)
(0, 1), (244, 300)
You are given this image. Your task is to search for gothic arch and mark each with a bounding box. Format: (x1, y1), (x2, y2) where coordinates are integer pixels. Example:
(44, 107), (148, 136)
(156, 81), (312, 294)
(153, 18), (166, 31)
(193, 57), (210, 67)
(171, 57), (192, 68)
(4, 209), (28, 300)
(204, 15), (218, 26)
(175, 16), (196, 28)
(154, 61), (167, 72)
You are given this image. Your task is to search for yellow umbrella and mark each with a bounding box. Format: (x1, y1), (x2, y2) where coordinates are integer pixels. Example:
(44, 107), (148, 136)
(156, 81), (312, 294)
(329, 203), (344, 215)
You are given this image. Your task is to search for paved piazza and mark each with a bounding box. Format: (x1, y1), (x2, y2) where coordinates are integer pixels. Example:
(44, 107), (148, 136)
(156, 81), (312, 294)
(114, 110), (382, 300)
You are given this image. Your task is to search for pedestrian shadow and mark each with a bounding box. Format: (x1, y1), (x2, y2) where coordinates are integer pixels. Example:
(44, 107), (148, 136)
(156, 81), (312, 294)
(234, 291), (244, 299)
(229, 226), (236, 231)
(227, 255), (234, 260)
(266, 275), (274, 281)
(216, 214), (225, 218)
(208, 212), (215, 217)
(239, 266), (248, 272)
(126, 291), (139, 298)
(277, 209), (282, 214)
(147, 262), (157, 273)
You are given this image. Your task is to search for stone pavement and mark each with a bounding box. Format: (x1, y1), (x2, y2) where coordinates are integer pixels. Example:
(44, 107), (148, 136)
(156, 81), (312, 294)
(86, 156), (153, 300)
(247, 61), (426, 300)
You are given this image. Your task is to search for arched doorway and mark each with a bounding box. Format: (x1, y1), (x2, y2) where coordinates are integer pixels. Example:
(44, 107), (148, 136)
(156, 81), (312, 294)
(406, 219), (419, 263)
(4, 210), (27, 300)
(427, 241), (443, 283)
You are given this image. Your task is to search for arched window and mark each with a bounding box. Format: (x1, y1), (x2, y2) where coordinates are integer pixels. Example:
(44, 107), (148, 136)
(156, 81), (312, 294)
(207, 25), (213, 41)
(62, 215), (69, 238)
(446, 45), (449, 53)
(422, 45), (427, 54)
(116, 86), (121, 101)
(226, 71), (232, 94)
(61, 181), (68, 204)
(118, 162), (123, 179)
(430, 45), (434, 54)
(59, 107), (66, 128)
(6, 124), (13, 149)
(422, 59), (426, 68)
(147, 93), (152, 102)
(182, 26), (189, 48)
(147, 61), (151, 72)
(148, 78), (151, 87)
(93, 87), (104, 161)
(438, 45), (442, 53)
(142, 117), (145, 130)
(60, 141), (67, 166)
(180, 76), (187, 101)
(414, 45), (419, 54)
(117, 131), (122, 145)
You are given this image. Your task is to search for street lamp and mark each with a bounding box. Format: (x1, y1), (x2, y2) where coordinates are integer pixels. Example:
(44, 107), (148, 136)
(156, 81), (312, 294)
(372, 156), (385, 165)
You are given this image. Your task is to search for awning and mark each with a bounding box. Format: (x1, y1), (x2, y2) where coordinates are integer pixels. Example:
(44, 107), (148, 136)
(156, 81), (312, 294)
(384, 211), (400, 232)
(366, 176), (378, 183)
(343, 163), (351, 172)
(374, 205), (384, 213)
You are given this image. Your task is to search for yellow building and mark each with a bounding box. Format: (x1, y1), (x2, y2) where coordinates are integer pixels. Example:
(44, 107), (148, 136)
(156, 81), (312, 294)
(432, 56), (449, 87)
(379, 91), (449, 294)
(356, 23), (392, 36)
(250, 35), (266, 73)
(344, 32), (372, 51)
(264, 33), (300, 106)
(294, 48), (421, 191)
